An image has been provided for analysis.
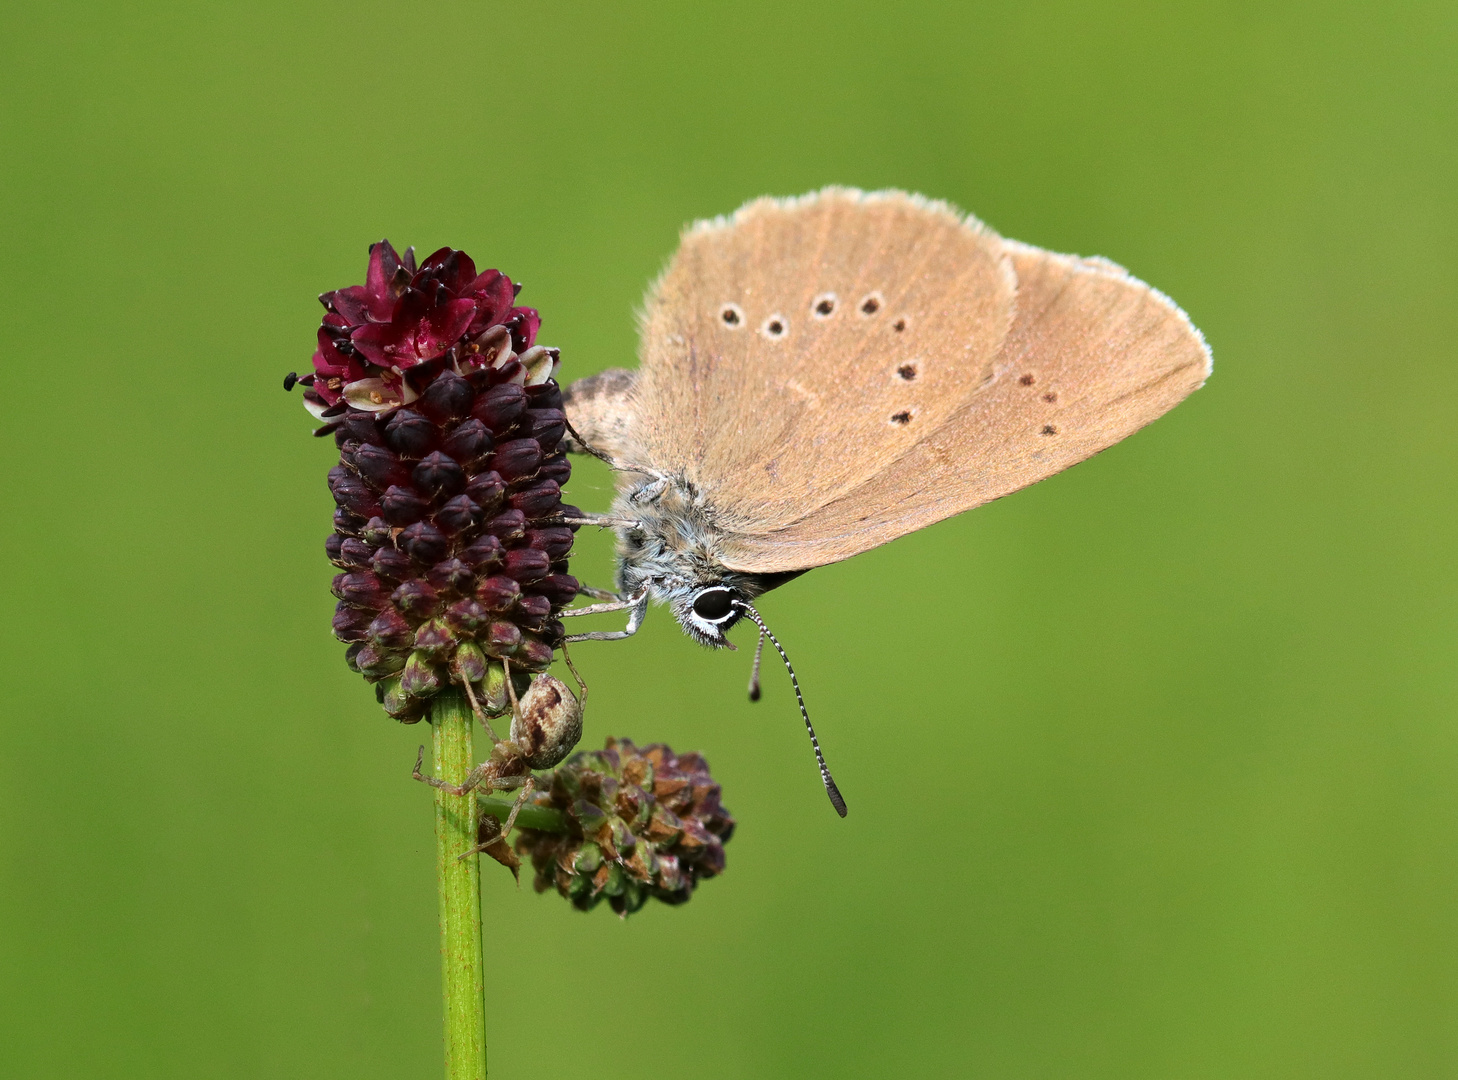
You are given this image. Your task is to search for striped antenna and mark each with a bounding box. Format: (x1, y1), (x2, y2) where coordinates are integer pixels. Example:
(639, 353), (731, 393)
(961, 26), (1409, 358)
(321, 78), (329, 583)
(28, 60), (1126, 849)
(747, 628), (765, 702)
(734, 603), (847, 817)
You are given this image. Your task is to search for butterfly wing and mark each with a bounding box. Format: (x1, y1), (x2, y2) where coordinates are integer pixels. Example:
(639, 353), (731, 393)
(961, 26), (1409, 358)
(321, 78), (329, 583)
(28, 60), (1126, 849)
(627, 188), (1017, 532)
(561, 367), (642, 462)
(714, 240), (1212, 573)
(561, 190), (1210, 574)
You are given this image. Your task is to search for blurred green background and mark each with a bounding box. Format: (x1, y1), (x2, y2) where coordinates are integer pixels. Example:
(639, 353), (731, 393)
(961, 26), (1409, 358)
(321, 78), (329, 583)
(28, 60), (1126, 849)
(2, 1), (1455, 1076)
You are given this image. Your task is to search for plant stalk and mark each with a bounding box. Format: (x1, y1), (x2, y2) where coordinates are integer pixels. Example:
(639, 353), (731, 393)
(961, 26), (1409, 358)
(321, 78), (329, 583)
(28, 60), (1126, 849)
(477, 795), (567, 833)
(432, 690), (486, 1080)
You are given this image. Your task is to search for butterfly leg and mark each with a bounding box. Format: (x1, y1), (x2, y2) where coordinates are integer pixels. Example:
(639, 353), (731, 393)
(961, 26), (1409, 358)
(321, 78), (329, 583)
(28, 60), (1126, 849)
(627, 475), (671, 505)
(412, 746), (494, 797)
(558, 585), (648, 618)
(564, 591), (649, 643)
(576, 583), (621, 602)
(553, 512), (641, 529)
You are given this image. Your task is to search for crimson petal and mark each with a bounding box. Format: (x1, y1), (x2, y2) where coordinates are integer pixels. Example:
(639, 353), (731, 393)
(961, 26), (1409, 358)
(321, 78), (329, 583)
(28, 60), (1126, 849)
(466, 270), (516, 332)
(328, 286), (372, 326)
(414, 298), (478, 361)
(350, 321), (415, 367)
(364, 240), (406, 321)
(504, 307), (540, 352)
(420, 247), (479, 294)
(312, 328), (365, 380)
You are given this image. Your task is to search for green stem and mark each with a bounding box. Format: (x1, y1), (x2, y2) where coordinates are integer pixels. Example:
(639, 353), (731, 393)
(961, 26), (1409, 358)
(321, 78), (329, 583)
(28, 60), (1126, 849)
(477, 795), (568, 834)
(431, 690), (486, 1080)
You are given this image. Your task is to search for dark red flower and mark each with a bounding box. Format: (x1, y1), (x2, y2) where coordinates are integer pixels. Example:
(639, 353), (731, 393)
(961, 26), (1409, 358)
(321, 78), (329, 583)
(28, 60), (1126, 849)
(300, 239), (552, 422)
(293, 241), (575, 722)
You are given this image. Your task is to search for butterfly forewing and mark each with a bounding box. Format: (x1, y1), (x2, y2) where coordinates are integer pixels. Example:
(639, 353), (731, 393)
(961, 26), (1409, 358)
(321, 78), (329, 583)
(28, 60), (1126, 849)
(715, 240), (1212, 573)
(630, 189), (1016, 531)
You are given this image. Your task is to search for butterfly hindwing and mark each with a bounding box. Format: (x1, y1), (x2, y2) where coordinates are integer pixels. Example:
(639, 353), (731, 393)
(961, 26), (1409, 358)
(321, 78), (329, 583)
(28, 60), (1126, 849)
(715, 241), (1212, 572)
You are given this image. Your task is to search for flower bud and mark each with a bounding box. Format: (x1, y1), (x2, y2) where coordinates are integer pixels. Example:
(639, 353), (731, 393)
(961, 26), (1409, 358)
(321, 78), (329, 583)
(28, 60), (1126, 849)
(490, 439), (543, 482)
(413, 618), (458, 659)
(390, 579), (440, 618)
(526, 528), (574, 559)
(332, 603), (374, 643)
(399, 520), (448, 563)
(535, 574), (580, 606)
(330, 472), (382, 518)
(336, 536), (374, 570)
(383, 409), (435, 456)
(460, 533), (504, 569)
(413, 451), (466, 501)
(471, 383), (527, 430)
(333, 507), (366, 536)
(441, 418), (492, 464)
(478, 659), (510, 715)
(359, 516), (393, 546)
(485, 509), (526, 544)
(378, 675), (425, 722)
(401, 650), (445, 698)
(464, 472), (506, 515)
(504, 547), (550, 583)
(538, 456), (571, 485)
(483, 620), (523, 657)
(332, 571), (387, 609)
(509, 481), (561, 519)
(526, 408), (567, 450)
(424, 558), (473, 593)
(514, 636), (555, 671)
(451, 641), (488, 684)
(435, 494), (483, 534)
(445, 598), (491, 633)
(341, 410), (385, 446)
(416, 370), (474, 424)
(353, 443), (410, 490)
(367, 607), (415, 648)
(354, 644), (407, 679)
(476, 575), (522, 611)
(381, 485), (429, 525)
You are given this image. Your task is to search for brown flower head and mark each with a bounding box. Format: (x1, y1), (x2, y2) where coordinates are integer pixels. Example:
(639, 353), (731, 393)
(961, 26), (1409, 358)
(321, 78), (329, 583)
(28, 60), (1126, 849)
(511, 737), (736, 917)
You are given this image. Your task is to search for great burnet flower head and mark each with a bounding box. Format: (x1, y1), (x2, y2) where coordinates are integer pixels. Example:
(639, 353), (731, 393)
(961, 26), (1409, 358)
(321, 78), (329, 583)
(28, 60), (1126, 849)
(509, 737), (736, 917)
(293, 241), (581, 723)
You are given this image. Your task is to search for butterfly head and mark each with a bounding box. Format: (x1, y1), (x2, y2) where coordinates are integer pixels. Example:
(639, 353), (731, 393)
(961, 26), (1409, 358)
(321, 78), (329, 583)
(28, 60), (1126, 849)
(611, 475), (793, 648)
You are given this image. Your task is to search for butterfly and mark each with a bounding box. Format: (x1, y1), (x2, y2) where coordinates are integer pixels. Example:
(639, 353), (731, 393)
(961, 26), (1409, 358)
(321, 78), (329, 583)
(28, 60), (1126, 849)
(557, 188), (1211, 814)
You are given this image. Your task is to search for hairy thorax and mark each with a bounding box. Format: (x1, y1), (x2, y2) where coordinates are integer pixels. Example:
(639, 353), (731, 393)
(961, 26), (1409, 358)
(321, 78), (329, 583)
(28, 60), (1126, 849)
(611, 476), (774, 647)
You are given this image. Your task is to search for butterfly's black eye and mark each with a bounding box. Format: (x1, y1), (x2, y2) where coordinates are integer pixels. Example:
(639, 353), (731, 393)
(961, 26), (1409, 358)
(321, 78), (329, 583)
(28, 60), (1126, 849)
(692, 587), (736, 622)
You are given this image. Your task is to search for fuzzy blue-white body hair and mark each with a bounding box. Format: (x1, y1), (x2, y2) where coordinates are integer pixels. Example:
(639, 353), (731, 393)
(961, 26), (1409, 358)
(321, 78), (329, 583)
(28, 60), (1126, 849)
(610, 475), (778, 648)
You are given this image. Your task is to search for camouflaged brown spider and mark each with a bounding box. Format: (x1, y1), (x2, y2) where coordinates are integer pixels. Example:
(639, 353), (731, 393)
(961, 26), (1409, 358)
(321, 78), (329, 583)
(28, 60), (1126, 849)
(413, 653), (586, 855)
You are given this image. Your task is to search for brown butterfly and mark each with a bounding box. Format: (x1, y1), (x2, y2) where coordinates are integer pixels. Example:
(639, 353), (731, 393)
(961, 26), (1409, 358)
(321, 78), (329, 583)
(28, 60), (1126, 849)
(557, 188), (1211, 814)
